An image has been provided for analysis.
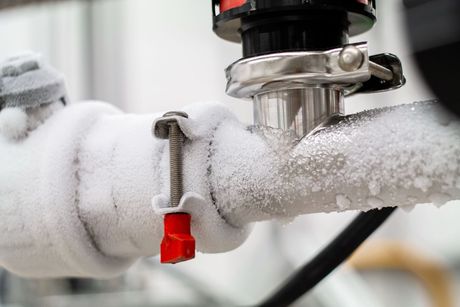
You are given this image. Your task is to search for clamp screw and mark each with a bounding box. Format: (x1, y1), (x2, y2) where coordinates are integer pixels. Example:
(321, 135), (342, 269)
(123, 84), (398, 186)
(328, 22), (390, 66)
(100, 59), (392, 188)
(162, 111), (188, 207)
(154, 111), (195, 264)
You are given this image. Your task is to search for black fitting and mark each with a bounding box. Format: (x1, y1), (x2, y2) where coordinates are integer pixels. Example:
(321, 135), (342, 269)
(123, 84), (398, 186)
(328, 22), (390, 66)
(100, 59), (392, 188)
(240, 10), (349, 57)
(213, 0), (377, 58)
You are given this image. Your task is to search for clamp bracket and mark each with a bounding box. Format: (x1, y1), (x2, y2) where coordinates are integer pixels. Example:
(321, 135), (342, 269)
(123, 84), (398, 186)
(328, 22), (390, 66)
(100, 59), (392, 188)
(153, 111), (195, 264)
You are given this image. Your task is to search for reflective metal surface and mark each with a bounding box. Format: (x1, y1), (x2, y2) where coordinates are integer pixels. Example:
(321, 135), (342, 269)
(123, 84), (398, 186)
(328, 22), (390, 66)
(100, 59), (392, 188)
(226, 43), (370, 99)
(226, 42), (405, 139)
(253, 87), (344, 139)
(369, 61), (394, 81)
(338, 45), (365, 72)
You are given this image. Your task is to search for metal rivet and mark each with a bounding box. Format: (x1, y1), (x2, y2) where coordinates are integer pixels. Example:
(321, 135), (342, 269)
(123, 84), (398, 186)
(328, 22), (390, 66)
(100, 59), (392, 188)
(339, 45), (364, 72)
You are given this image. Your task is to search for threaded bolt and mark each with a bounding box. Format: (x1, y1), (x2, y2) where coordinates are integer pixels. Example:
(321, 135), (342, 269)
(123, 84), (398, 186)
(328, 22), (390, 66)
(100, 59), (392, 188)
(162, 111), (188, 207)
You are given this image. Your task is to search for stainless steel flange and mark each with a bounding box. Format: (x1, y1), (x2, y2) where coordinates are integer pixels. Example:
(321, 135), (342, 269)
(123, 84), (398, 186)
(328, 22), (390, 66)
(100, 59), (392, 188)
(225, 42), (398, 139)
(225, 43), (371, 100)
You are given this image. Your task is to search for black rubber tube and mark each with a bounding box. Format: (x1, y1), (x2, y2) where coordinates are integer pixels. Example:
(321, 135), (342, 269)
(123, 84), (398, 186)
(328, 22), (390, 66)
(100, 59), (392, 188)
(0, 269), (7, 304)
(258, 207), (397, 307)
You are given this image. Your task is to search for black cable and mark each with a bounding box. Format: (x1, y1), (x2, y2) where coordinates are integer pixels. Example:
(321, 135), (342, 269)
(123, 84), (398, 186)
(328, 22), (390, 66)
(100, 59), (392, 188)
(258, 207), (397, 307)
(0, 269), (7, 304)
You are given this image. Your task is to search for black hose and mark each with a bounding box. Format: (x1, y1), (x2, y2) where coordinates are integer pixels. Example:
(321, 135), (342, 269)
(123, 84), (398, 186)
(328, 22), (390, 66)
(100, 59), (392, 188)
(258, 207), (397, 307)
(0, 269), (7, 304)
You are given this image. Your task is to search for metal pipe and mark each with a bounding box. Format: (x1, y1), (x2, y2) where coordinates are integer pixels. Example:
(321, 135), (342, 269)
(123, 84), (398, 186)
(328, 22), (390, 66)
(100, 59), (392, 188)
(253, 87), (344, 139)
(1, 100), (459, 277)
(211, 101), (460, 226)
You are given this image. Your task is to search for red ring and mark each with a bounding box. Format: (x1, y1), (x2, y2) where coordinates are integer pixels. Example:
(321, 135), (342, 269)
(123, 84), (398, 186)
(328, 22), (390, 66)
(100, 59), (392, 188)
(220, 0), (246, 12)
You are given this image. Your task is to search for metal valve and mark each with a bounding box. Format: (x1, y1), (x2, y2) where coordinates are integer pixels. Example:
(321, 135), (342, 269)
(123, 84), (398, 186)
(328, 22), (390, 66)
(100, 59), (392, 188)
(154, 111), (195, 264)
(212, 1), (406, 140)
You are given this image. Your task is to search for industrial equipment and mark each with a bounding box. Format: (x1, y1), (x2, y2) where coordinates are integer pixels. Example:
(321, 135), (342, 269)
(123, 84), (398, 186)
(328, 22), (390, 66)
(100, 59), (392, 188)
(212, 0), (405, 138)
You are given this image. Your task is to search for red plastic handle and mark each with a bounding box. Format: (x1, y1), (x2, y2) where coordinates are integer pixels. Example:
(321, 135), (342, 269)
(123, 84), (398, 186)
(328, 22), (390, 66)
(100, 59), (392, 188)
(160, 213), (195, 264)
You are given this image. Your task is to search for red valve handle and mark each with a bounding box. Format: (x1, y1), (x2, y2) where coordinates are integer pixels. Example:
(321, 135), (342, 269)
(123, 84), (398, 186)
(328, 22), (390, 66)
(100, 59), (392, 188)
(160, 213), (195, 264)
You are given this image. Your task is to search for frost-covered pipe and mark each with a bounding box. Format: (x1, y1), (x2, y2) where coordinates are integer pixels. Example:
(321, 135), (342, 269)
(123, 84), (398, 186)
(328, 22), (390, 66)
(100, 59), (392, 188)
(212, 101), (460, 226)
(0, 100), (459, 278)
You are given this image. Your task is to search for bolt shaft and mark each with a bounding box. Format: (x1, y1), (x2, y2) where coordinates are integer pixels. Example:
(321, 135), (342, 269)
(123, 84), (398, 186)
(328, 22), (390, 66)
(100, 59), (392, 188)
(168, 122), (184, 207)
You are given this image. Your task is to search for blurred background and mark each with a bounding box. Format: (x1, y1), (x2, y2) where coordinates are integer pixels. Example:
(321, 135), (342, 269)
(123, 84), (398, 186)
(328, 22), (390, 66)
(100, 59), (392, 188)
(0, 0), (459, 306)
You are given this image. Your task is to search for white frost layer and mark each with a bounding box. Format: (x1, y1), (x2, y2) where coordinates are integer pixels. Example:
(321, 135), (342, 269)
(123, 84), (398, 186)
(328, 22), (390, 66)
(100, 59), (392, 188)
(0, 101), (247, 277)
(1, 99), (459, 278)
(0, 102), (133, 278)
(0, 107), (28, 139)
(211, 101), (460, 226)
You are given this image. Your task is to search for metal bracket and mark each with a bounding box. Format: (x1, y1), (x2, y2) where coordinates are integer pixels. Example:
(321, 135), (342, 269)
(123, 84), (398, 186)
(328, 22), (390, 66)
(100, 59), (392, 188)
(153, 111), (188, 140)
(225, 42), (406, 99)
(225, 42), (371, 99)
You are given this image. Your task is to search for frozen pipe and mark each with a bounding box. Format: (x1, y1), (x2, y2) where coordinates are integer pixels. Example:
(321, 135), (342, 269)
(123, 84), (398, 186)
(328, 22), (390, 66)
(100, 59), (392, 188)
(213, 101), (460, 226)
(0, 100), (459, 278)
